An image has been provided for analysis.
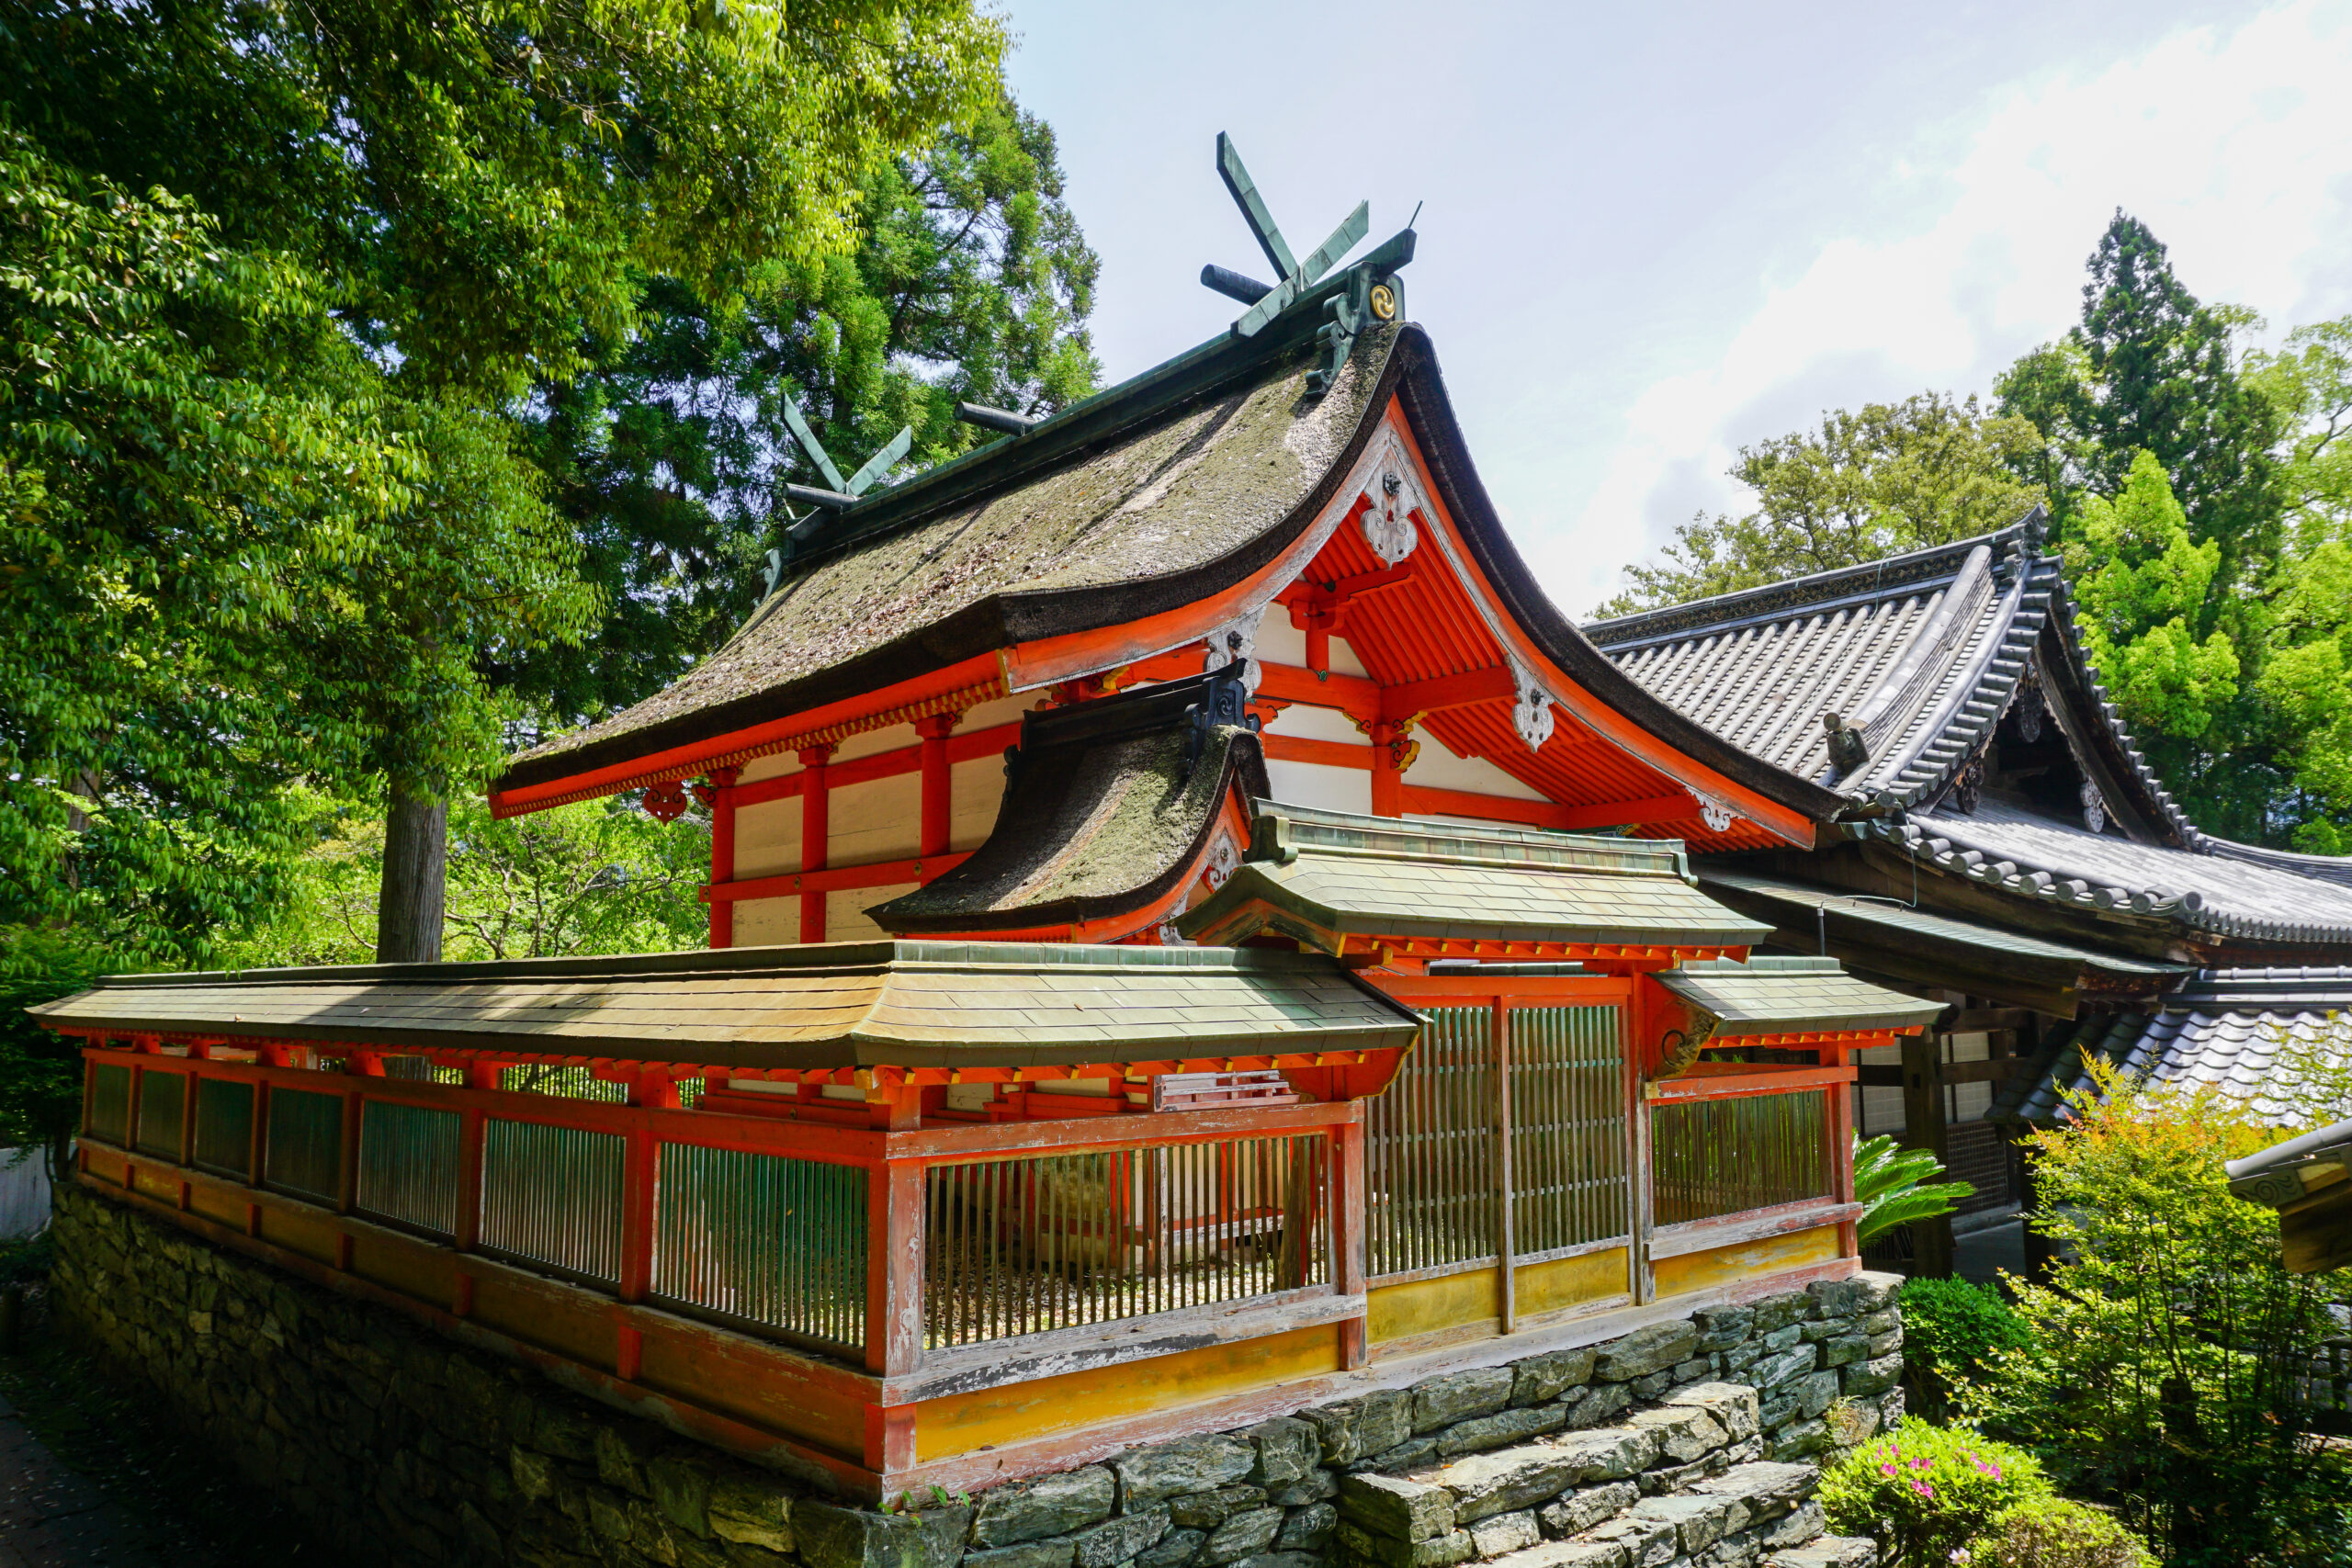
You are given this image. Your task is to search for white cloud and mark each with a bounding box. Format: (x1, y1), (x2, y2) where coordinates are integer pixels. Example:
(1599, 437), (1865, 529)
(1552, 0), (2352, 614)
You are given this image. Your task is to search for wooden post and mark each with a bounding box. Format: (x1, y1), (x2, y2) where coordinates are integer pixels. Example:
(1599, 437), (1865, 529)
(1624, 996), (1653, 1304)
(916, 712), (958, 874)
(1829, 1054), (1859, 1260)
(337, 1088), (363, 1217)
(865, 1160), (924, 1377)
(1493, 998), (1516, 1336)
(1901, 1030), (1954, 1278)
(799, 744), (834, 942)
(1369, 719), (1409, 818)
(619, 1074), (673, 1303)
(707, 767), (741, 950)
(178, 1065), (198, 1165)
(248, 1081), (269, 1188)
(1333, 1114), (1367, 1370)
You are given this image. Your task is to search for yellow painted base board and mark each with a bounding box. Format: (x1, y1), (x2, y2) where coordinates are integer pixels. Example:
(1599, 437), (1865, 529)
(1652, 1226), (1838, 1298)
(914, 1325), (1341, 1462)
(1518, 1248), (1628, 1316)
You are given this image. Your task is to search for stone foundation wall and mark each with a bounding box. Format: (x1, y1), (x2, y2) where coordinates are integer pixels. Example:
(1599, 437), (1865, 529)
(51, 1183), (1901, 1568)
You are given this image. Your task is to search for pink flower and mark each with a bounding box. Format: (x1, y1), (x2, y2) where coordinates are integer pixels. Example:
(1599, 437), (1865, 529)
(1914, 1481), (1935, 1498)
(1912, 1457), (1933, 1472)
(1881, 1463), (1899, 1476)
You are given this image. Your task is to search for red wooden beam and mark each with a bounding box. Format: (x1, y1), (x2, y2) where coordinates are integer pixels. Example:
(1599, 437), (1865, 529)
(1254, 661), (1381, 720)
(700, 852), (973, 906)
(1260, 734), (1373, 770)
(730, 722), (1023, 809)
(1380, 665), (1514, 723)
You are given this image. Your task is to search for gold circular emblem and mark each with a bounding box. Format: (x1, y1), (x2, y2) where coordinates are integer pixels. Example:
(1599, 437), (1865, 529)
(1368, 282), (1398, 321)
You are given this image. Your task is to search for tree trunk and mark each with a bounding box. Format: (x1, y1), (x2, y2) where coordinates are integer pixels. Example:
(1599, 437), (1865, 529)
(377, 781), (447, 964)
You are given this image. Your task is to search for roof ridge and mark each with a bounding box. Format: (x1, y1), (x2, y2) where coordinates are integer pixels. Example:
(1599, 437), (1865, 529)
(1585, 513), (2040, 647)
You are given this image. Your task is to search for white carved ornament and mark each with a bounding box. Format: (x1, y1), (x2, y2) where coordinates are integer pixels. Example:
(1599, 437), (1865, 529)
(1688, 788), (1736, 835)
(1203, 604), (1267, 694)
(1508, 654), (1556, 751)
(1362, 466), (1420, 567)
(1203, 829), (1242, 890)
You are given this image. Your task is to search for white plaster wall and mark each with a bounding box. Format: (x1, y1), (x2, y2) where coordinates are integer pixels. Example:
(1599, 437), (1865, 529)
(732, 895), (797, 947)
(1263, 760), (1371, 815)
(833, 885), (916, 942)
(1254, 616), (1369, 678)
(829, 773), (921, 865)
(950, 754), (1009, 852)
(732, 798), (801, 878)
(1407, 730), (1547, 799)
(1263, 702), (1363, 745)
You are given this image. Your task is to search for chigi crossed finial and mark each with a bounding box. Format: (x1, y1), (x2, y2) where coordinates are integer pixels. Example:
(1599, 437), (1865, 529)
(1200, 132), (1414, 392)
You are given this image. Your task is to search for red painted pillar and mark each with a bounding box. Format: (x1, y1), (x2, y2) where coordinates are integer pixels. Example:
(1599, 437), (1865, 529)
(799, 743), (834, 942)
(705, 767), (741, 949)
(915, 712), (959, 874)
(1369, 719), (1413, 818)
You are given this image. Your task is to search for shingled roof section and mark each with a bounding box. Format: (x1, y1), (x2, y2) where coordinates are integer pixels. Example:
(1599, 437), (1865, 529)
(30, 942), (1419, 1072)
(1178, 802), (1772, 952)
(1585, 516), (2198, 840)
(871, 670), (1268, 938)
(1654, 956), (1944, 1037)
(1996, 966), (2352, 1127)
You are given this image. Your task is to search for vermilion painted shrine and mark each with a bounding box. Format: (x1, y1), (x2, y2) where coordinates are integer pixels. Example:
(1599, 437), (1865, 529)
(37, 139), (2352, 1515)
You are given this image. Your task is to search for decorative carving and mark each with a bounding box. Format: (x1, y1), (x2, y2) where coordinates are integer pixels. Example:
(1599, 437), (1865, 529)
(1687, 788), (1735, 835)
(1951, 754), (1985, 815)
(1203, 829), (1242, 890)
(2018, 690), (2043, 744)
(1655, 1021), (1719, 1079)
(1509, 655), (1555, 750)
(1362, 468), (1420, 567)
(640, 780), (689, 824)
(1156, 920), (1193, 948)
(2081, 779), (2108, 835)
(1203, 604), (1267, 694)
(2231, 1169), (2311, 1209)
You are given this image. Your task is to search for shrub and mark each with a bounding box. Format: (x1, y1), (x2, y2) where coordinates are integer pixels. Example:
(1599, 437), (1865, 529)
(1962, 1496), (2154, 1567)
(1900, 1277), (2032, 1422)
(1855, 1133), (1973, 1242)
(1966, 1061), (2352, 1562)
(1819, 1422), (2050, 1562)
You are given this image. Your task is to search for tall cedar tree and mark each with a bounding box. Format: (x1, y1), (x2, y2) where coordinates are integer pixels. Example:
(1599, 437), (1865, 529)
(511, 96), (1101, 721)
(1998, 213), (2290, 840)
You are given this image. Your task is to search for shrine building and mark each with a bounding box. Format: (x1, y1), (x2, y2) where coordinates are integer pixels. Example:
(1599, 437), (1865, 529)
(34, 142), (2092, 1562)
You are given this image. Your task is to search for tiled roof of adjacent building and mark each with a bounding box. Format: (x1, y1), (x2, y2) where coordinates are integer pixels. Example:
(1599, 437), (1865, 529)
(1998, 966), (2352, 1126)
(1849, 801), (2352, 945)
(1586, 518), (2199, 839)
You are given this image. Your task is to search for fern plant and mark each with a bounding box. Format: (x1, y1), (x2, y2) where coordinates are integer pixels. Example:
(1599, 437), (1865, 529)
(1855, 1134), (1974, 1242)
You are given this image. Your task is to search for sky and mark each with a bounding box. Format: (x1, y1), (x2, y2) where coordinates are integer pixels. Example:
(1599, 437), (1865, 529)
(1001, 0), (2352, 616)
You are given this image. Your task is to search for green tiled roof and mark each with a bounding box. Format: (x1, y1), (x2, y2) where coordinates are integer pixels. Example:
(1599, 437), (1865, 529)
(28, 942), (1419, 1071)
(1654, 956), (1945, 1036)
(1177, 803), (1772, 951)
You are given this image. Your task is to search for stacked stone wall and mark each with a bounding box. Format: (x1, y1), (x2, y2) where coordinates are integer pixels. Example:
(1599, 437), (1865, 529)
(50, 1184), (1901, 1568)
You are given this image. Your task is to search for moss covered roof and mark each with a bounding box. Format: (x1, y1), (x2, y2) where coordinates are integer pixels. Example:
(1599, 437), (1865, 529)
(873, 671), (1269, 935)
(498, 321), (1397, 795)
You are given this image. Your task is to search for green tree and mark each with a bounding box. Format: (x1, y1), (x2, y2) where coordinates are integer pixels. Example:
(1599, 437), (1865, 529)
(2247, 318), (2352, 850)
(1, 0), (1010, 966)
(2067, 449), (2241, 741)
(1966, 1060), (2352, 1563)
(1595, 392), (2044, 616)
(229, 792), (708, 967)
(1999, 213), (2286, 580)
(515, 95), (1101, 720)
